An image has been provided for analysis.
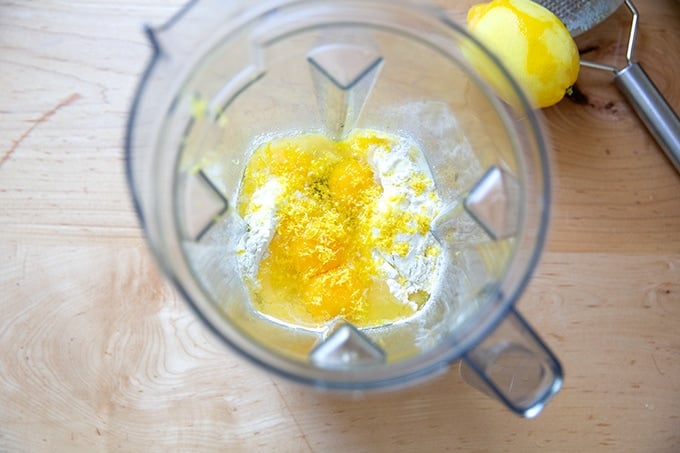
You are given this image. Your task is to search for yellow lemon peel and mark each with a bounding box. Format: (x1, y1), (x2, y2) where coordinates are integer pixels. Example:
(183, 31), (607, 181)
(466, 0), (579, 108)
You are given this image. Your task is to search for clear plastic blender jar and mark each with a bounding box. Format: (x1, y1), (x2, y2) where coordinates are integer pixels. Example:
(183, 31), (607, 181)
(126, 0), (562, 417)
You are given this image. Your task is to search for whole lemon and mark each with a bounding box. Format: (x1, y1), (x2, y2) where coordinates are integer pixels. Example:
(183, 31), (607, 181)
(466, 0), (579, 108)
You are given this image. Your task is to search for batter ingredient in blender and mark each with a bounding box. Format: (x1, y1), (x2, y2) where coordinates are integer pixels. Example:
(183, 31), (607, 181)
(236, 129), (443, 328)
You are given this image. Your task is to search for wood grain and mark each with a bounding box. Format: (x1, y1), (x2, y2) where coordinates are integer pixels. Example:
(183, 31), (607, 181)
(544, 2), (680, 254)
(1, 1), (679, 451)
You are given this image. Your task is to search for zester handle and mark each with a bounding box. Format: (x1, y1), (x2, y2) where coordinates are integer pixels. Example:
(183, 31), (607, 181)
(614, 62), (680, 173)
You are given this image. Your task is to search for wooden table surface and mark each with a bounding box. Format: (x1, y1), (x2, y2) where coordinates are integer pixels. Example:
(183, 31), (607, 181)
(1, 1), (679, 451)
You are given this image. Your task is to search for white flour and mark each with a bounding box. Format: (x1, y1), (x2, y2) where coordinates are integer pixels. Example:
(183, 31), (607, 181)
(236, 133), (443, 311)
(236, 178), (283, 278)
(369, 136), (443, 310)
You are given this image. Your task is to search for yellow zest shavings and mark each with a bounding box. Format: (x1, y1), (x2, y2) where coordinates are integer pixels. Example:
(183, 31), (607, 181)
(238, 130), (440, 327)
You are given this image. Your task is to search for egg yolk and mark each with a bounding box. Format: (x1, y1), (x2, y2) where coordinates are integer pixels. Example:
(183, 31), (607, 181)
(238, 130), (435, 328)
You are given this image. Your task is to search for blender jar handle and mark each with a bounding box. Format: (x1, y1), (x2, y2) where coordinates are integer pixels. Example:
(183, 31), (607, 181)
(460, 307), (563, 418)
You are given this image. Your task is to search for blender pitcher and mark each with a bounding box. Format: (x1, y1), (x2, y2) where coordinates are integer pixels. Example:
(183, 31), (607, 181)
(126, 0), (562, 417)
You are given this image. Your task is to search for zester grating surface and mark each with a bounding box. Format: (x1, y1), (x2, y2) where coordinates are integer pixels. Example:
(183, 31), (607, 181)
(534, 0), (624, 36)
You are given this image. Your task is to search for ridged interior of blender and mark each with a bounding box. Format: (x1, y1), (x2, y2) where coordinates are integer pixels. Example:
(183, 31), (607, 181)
(171, 4), (521, 369)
